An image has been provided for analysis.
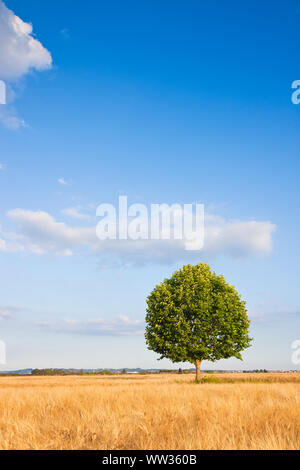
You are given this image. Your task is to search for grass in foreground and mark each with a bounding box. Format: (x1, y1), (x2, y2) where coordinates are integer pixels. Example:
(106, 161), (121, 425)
(0, 373), (299, 450)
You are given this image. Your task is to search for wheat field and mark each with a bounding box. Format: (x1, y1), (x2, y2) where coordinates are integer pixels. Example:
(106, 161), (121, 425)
(0, 373), (299, 450)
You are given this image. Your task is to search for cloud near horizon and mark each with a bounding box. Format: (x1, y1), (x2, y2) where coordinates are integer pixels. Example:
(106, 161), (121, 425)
(0, 306), (15, 319)
(36, 315), (144, 336)
(0, 208), (276, 266)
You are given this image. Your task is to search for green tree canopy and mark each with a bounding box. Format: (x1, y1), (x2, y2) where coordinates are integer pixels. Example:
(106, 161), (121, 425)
(145, 263), (252, 381)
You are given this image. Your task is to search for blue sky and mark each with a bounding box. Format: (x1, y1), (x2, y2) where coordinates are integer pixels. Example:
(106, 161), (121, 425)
(0, 0), (300, 370)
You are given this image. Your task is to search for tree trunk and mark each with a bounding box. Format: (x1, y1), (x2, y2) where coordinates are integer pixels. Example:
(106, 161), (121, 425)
(195, 359), (202, 382)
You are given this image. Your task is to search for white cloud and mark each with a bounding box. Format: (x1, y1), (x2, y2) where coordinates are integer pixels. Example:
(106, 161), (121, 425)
(0, 105), (25, 129)
(248, 308), (300, 323)
(5, 209), (94, 255)
(36, 315), (144, 336)
(204, 215), (275, 257)
(0, 238), (8, 251)
(0, 0), (52, 128)
(58, 177), (70, 186)
(0, 163), (5, 170)
(61, 207), (90, 220)
(2, 209), (275, 265)
(0, 1), (52, 80)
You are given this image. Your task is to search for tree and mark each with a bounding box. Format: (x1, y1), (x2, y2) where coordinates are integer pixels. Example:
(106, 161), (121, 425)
(145, 263), (252, 381)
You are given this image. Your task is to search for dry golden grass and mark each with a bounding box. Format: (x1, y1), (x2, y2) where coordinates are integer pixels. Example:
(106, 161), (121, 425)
(0, 373), (299, 450)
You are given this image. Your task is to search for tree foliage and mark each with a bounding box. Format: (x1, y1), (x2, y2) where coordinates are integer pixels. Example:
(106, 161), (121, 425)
(145, 263), (252, 367)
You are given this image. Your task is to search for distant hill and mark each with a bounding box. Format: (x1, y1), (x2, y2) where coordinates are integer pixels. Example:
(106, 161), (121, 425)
(0, 368), (194, 375)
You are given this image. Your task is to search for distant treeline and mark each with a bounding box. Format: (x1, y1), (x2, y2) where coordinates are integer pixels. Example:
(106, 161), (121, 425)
(0, 368), (270, 376)
(30, 368), (193, 376)
(31, 369), (115, 376)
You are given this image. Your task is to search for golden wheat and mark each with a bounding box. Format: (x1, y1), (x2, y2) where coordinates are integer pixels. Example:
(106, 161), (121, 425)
(0, 373), (299, 450)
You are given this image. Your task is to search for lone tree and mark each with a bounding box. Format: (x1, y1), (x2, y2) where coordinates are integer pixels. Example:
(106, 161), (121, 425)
(145, 263), (252, 381)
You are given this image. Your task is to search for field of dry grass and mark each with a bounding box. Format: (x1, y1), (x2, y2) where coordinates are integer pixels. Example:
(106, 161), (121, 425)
(0, 373), (299, 450)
